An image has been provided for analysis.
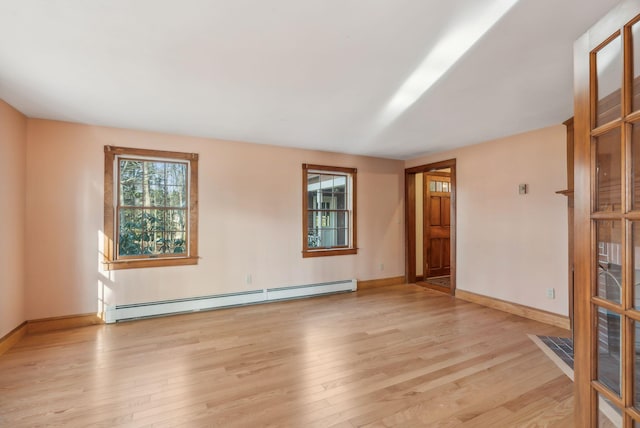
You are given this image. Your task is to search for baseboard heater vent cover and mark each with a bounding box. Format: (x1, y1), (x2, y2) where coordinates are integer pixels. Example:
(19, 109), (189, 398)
(105, 279), (357, 323)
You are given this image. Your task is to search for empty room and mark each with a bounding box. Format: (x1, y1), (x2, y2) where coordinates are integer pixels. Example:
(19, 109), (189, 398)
(1, 0), (638, 426)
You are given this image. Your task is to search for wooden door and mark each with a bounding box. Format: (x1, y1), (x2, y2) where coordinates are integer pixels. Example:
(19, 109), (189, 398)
(574, 2), (640, 426)
(424, 173), (451, 278)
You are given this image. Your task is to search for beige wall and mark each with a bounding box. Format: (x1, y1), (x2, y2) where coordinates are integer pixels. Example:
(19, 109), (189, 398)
(6, 95), (569, 322)
(24, 119), (405, 319)
(406, 125), (569, 315)
(0, 100), (27, 337)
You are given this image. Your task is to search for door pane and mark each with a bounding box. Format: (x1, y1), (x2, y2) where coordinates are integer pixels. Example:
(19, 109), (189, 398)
(635, 320), (640, 409)
(597, 220), (623, 304)
(596, 35), (622, 127)
(596, 129), (622, 213)
(634, 222), (640, 309)
(597, 306), (621, 396)
(633, 21), (640, 112)
(632, 123), (640, 210)
(598, 392), (622, 427)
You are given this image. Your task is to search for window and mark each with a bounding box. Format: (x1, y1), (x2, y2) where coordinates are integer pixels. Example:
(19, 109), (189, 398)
(103, 146), (198, 270)
(302, 164), (357, 257)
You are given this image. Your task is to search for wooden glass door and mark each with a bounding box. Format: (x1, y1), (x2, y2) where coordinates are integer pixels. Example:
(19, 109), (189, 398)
(575, 1), (640, 425)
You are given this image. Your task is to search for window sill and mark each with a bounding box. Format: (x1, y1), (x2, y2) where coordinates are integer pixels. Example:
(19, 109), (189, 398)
(104, 256), (199, 270)
(302, 248), (357, 258)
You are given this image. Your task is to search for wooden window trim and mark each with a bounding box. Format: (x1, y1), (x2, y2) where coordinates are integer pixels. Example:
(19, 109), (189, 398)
(302, 164), (357, 258)
(103, 146), (199, 270)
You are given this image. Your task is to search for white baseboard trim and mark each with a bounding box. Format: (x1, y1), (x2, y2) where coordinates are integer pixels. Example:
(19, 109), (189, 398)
(105, 279), (357, 323)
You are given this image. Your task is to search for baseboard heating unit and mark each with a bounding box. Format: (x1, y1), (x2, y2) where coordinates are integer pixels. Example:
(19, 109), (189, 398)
(104, 279), (357, 323)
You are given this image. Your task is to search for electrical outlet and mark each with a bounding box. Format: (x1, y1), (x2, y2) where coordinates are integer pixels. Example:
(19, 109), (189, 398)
(380, 263), (384, 271)
(546, 288), (555, 299)
(246, 274), (252, 285)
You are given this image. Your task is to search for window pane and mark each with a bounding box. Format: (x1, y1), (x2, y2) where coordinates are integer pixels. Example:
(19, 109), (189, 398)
(335, 211), (348, 229)
(119, 160), (188, 208)
(308, 190), (319, 210)
(149, 182), (166, 207)
(166, 162), (186, 186)
(119, 160), (143, 206)
(121, 208), (187, 256)
(119, 208), (143, 256)
(335, 192), (346, 209)
(166, 230), (186, 254)
(142, 209), (160, 255)
(336, 228), (348, 246)
(596, 35), (622, 127)
(597, 220), (623, 304)
(147, 162), (165, 185)
(595, 129), (622, 213)
(307, 193), (315, 210)
(307, 228), (320, 248)
(166, 209), (186, 232)
(166, 185), (187, 207)
(313, 211), (329, 229)
(333, 175), (347, 193)
(310, 211), (322, 228)
(325, 211), (336, 228)
(320, 192), (333, 210)
(308, 210), (349, 248)
(318, 228), (337, 248)
(597, 306), (621, 397)
(320, 175), (334, 191)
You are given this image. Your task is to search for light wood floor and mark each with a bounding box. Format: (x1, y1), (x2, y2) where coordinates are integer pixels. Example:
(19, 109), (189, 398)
(0, 285), (573, 427)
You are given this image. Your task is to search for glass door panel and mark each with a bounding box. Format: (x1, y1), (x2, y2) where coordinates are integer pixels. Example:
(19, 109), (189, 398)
(631, 123), (640, 211)
(632, 21), (640, 112)
(598, 220), (624, 304)
(634, 320), (640, 409)
(598, 306), (622, 396)
(598, 392), (623, 427)
(596, 129), (623, 213)
(633, 223), (640, 310)
(596, 35), (623, 127)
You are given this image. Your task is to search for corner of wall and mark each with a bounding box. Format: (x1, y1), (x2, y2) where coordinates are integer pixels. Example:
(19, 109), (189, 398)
(0, 99), (28, 339)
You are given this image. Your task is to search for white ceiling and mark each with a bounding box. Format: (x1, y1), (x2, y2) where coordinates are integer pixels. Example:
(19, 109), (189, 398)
(0, 0), (621, 159)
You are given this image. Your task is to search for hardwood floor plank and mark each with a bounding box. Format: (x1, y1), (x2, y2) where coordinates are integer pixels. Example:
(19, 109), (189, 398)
(0, 285), (573, 427)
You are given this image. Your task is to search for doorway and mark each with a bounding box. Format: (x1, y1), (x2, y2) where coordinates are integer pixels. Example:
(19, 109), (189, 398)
(405, 159), (456, 295)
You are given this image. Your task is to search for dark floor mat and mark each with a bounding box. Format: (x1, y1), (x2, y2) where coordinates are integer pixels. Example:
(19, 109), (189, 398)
(538, 335), (574, 370)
